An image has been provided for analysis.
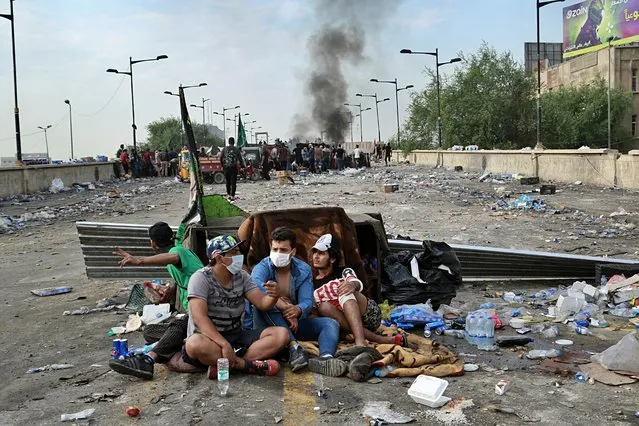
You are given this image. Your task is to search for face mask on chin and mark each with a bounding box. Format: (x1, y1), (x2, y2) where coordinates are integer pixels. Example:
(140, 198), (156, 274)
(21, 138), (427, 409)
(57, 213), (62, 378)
(270, 251), (291, 268)
(224, 254), (244, 274)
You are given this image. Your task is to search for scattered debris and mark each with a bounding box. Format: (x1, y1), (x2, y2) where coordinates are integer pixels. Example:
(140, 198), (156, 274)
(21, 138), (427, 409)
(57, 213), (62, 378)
(361, 401), (414, 424)
(27, 364), (74, 374)
(30, 286), (72, 297)
(61, 408), (95, 422)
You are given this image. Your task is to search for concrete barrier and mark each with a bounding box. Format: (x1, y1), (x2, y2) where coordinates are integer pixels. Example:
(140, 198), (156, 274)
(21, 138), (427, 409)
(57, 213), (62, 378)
(0, 162), (116, 198)
(393, 149), (639, 189)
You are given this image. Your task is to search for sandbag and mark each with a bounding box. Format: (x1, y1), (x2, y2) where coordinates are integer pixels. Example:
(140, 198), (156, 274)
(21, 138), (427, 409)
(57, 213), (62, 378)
(591, 332), (639, 374)
(382, 241), (462, 309)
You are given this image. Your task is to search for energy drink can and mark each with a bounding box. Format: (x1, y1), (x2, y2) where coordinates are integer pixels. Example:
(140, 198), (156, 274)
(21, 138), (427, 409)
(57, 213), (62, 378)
(112, 339), (121, 359)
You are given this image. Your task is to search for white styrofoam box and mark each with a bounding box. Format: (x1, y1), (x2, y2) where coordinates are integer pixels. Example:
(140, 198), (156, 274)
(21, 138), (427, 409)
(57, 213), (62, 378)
(408, 375), (451, 408)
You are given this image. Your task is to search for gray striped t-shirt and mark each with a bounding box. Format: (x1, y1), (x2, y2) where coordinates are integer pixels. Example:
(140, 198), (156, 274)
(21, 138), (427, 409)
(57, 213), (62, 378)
(187, 267), (258, 336)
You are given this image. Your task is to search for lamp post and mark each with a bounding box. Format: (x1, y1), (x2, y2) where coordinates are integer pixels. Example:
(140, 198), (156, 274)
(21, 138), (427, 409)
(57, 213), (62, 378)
(343, 111), (354, 143)
(608, 36), (614, 150)
(165, 83), (207, 147)
(213, 106), (240, 143)
(345, 103), (371, 144)
(400, 48), (461, 148)
(536, 0), (566, 148)
(64, 100), (74, 160)
(189, 97), (209, 124)
(370, 78), (414, 147)
(106, 54), (168, 157)
(1, 0), (22, 164)
(356, 93), (390, 146)
(38, 124), (52, 161)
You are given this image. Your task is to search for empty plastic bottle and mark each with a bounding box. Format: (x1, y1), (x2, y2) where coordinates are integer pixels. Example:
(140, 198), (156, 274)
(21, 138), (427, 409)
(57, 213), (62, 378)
(374, 365), (397, 377)
(575, 371), (590, 383)
(443, 329), (465, 339)
(526, 349), (561, 359)
(475, 312), (487, 346)
(600, 274), (608, 287)
(465, 313), (478, 345)
(573, 326), (592, 336)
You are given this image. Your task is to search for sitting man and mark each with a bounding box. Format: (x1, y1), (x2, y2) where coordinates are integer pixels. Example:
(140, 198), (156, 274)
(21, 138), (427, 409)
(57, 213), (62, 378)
(183, 235), (290, 377)
(109, 222), (204, 379)
(311, 234), (409, 347)
(251, 227), (345, 376)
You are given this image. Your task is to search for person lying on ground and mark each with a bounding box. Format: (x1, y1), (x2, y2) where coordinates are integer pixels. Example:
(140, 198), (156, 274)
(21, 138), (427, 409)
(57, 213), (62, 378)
(250, 227), (344, 376)
(311, 234), (410, 348)
(183, 235), (289, 378)
(109, 222), (204, 379)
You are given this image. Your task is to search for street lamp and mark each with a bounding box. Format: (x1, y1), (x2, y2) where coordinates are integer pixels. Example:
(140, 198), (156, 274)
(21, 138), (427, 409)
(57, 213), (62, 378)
(212, 105), (240, 143)
(370, 78), (414, 146)
(190, 98), (210, 125)
(536, 0), (566, 148)
(356, 93), (390, 146)
(106, 54), (168, 158)
(1, 0), (22, 164)
(400, 48), (461, 147)
(37, 124), (52, 161)
(345, 103), (371, 144)
(64, 100), (74, 160)
(607, 36), (614, 150)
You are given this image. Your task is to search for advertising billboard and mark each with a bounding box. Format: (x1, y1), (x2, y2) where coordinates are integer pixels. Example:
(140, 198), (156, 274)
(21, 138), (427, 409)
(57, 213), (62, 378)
(563, 0), (639, 58)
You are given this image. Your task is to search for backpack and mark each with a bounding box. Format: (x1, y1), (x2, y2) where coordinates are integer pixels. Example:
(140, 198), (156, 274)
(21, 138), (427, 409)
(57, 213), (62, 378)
(222, 147), (238, 168)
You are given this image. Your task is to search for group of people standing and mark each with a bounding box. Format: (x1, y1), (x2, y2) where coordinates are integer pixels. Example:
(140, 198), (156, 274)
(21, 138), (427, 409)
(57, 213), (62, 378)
(115, 144), (179, 178)
(109, 224), (409, 380)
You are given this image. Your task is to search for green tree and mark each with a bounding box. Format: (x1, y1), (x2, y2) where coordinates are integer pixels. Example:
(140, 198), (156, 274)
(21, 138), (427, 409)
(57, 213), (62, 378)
(540, 77), (633, 149)
(146, 117), (223, 152)
(403, 43), (536, 150)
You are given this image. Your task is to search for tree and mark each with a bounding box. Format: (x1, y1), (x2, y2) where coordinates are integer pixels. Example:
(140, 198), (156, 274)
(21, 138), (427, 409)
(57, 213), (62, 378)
(403, 43), (536, 150)
(540, 77), (633, 149)
(146, 117), (223, 152)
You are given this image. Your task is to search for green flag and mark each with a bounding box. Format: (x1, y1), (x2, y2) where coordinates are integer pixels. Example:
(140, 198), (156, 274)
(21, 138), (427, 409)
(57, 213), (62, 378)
(237, 114), (247, 148)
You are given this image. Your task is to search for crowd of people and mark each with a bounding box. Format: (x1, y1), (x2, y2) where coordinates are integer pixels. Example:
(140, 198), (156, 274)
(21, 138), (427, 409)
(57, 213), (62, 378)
(109, 224), (409, 380)
(115, 144), (180, 178)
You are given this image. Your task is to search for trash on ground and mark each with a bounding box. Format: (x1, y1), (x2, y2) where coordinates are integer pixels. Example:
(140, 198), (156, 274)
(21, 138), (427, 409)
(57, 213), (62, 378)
(591, 332), (639, 375)
(27, 364), (74, 373)
(61, 408), (95, 422)
(407, 375), (450, 408)
(495, 379), (510, 395)
(30, 286), (72, 297)
(49, 178), (65, 193)
(63, 305), (122, 315)
(126, 406), (140, 417)
(141, 303), (171, 325)
(361, 400), (414, 424)
(580, 362), (637, 386)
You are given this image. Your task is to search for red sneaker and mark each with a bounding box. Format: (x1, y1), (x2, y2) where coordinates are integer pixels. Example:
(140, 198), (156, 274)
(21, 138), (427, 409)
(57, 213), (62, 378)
(207, 365), (218, 380)
(245, 359), (280, 376)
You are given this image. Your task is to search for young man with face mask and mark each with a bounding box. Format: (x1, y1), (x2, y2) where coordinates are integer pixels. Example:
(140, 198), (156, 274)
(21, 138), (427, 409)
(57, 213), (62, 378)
(311, 234), (410, 348)
(109, 222), (204, 379)
(183, 235), (290, 377)
(251, 227), (345, 376)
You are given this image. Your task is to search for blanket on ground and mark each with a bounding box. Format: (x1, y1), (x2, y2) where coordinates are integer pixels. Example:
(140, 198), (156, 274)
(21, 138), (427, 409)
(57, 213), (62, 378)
(298, 325), (464, 378)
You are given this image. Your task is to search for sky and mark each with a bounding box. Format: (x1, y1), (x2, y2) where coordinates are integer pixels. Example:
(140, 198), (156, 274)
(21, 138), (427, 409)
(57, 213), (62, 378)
(0, 0), (568, 160)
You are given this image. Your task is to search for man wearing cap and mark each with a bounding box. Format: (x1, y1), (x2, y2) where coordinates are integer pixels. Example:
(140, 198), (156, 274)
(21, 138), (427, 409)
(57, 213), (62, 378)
(109, 222), (205, 379)
(250, 227), (345, 376)
(183, 235), (289, 377)
(311, 234), (410, 348)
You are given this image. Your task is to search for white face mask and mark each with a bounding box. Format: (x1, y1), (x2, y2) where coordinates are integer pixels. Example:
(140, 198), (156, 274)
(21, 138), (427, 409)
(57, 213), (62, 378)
(270, 251), (291, 268)
(224, 254), (244, 275)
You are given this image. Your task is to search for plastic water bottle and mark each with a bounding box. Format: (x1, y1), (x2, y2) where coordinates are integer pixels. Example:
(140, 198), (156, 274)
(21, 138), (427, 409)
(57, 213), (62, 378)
(600, 274), (608, 287)
(217, 358), (229, 396)
(573, 326), (592, 336)
(475, 312), (487, 346)
(374, 365), (397, 377)
(526, 349), (561, 359)
(483, 312), (495, 345)
(465, 313), (477, 345)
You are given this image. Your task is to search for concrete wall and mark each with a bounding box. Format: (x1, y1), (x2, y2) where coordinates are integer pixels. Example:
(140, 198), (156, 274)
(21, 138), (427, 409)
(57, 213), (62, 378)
(393, 149), (639, 189)
(0, 162), (115, 198)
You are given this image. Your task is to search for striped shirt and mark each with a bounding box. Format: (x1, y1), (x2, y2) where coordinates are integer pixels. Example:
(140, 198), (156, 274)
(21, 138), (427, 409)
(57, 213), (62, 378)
(187, 267), (258, 336)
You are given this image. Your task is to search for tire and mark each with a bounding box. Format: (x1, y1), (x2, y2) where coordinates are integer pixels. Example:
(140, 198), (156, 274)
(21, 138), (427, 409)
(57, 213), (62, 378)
(213, 172), (225, 184)
(203, 174), (215, 184)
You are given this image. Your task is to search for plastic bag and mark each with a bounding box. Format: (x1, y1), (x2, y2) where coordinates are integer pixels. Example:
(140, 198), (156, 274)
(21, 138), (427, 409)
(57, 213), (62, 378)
(49, 178), (65, 193)
(591, 332), (639, 374)
(382, 241), (462, 309)
(389, 302), (441, 325)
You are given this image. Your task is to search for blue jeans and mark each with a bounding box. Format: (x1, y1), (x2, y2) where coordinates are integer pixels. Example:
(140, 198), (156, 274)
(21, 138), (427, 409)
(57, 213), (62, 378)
(337, 158), (344, 171)
(252, 308), (340, 356)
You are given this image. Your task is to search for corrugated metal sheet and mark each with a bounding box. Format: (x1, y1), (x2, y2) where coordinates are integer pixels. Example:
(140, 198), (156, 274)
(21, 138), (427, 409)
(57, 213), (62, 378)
(388, 239), (639, 282)
(76, 219), (245, 279)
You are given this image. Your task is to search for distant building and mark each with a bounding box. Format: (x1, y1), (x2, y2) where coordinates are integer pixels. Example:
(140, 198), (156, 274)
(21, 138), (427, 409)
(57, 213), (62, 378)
(525, 42), (564, 74)
(540, 45), (639, 152)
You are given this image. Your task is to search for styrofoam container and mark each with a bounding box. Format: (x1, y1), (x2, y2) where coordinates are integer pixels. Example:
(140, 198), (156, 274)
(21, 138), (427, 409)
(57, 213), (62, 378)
(510, 318), (526, 329)
(142, 303), (171, 324)
(407, 375), (451, 408)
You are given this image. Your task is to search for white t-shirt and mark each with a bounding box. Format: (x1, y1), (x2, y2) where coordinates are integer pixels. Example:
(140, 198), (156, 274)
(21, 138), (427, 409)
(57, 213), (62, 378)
(353, 148), (361, 159)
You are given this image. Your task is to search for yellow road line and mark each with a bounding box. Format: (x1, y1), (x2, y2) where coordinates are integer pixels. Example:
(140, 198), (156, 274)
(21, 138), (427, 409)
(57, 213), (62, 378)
(283, 368), (317, 426)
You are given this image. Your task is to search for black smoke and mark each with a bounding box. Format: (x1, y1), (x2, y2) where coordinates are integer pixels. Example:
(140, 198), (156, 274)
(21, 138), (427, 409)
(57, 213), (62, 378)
(295, 0), (399, 143)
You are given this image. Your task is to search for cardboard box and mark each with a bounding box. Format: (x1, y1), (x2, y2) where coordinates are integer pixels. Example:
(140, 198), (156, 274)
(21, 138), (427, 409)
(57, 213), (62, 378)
(381, 184), (399, 193)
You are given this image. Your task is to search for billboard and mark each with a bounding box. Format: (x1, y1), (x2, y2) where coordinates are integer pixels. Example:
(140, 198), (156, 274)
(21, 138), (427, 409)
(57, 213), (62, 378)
(563, 0), (639, 58)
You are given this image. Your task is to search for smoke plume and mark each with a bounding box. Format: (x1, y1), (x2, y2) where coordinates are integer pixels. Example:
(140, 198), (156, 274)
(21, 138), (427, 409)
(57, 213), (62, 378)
(294, 0), (399, 143)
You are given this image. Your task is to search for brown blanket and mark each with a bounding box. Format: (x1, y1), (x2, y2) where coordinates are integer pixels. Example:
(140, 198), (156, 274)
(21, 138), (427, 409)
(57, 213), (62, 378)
(237, 207), (370, 293)
(299, 326), (464, 378)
